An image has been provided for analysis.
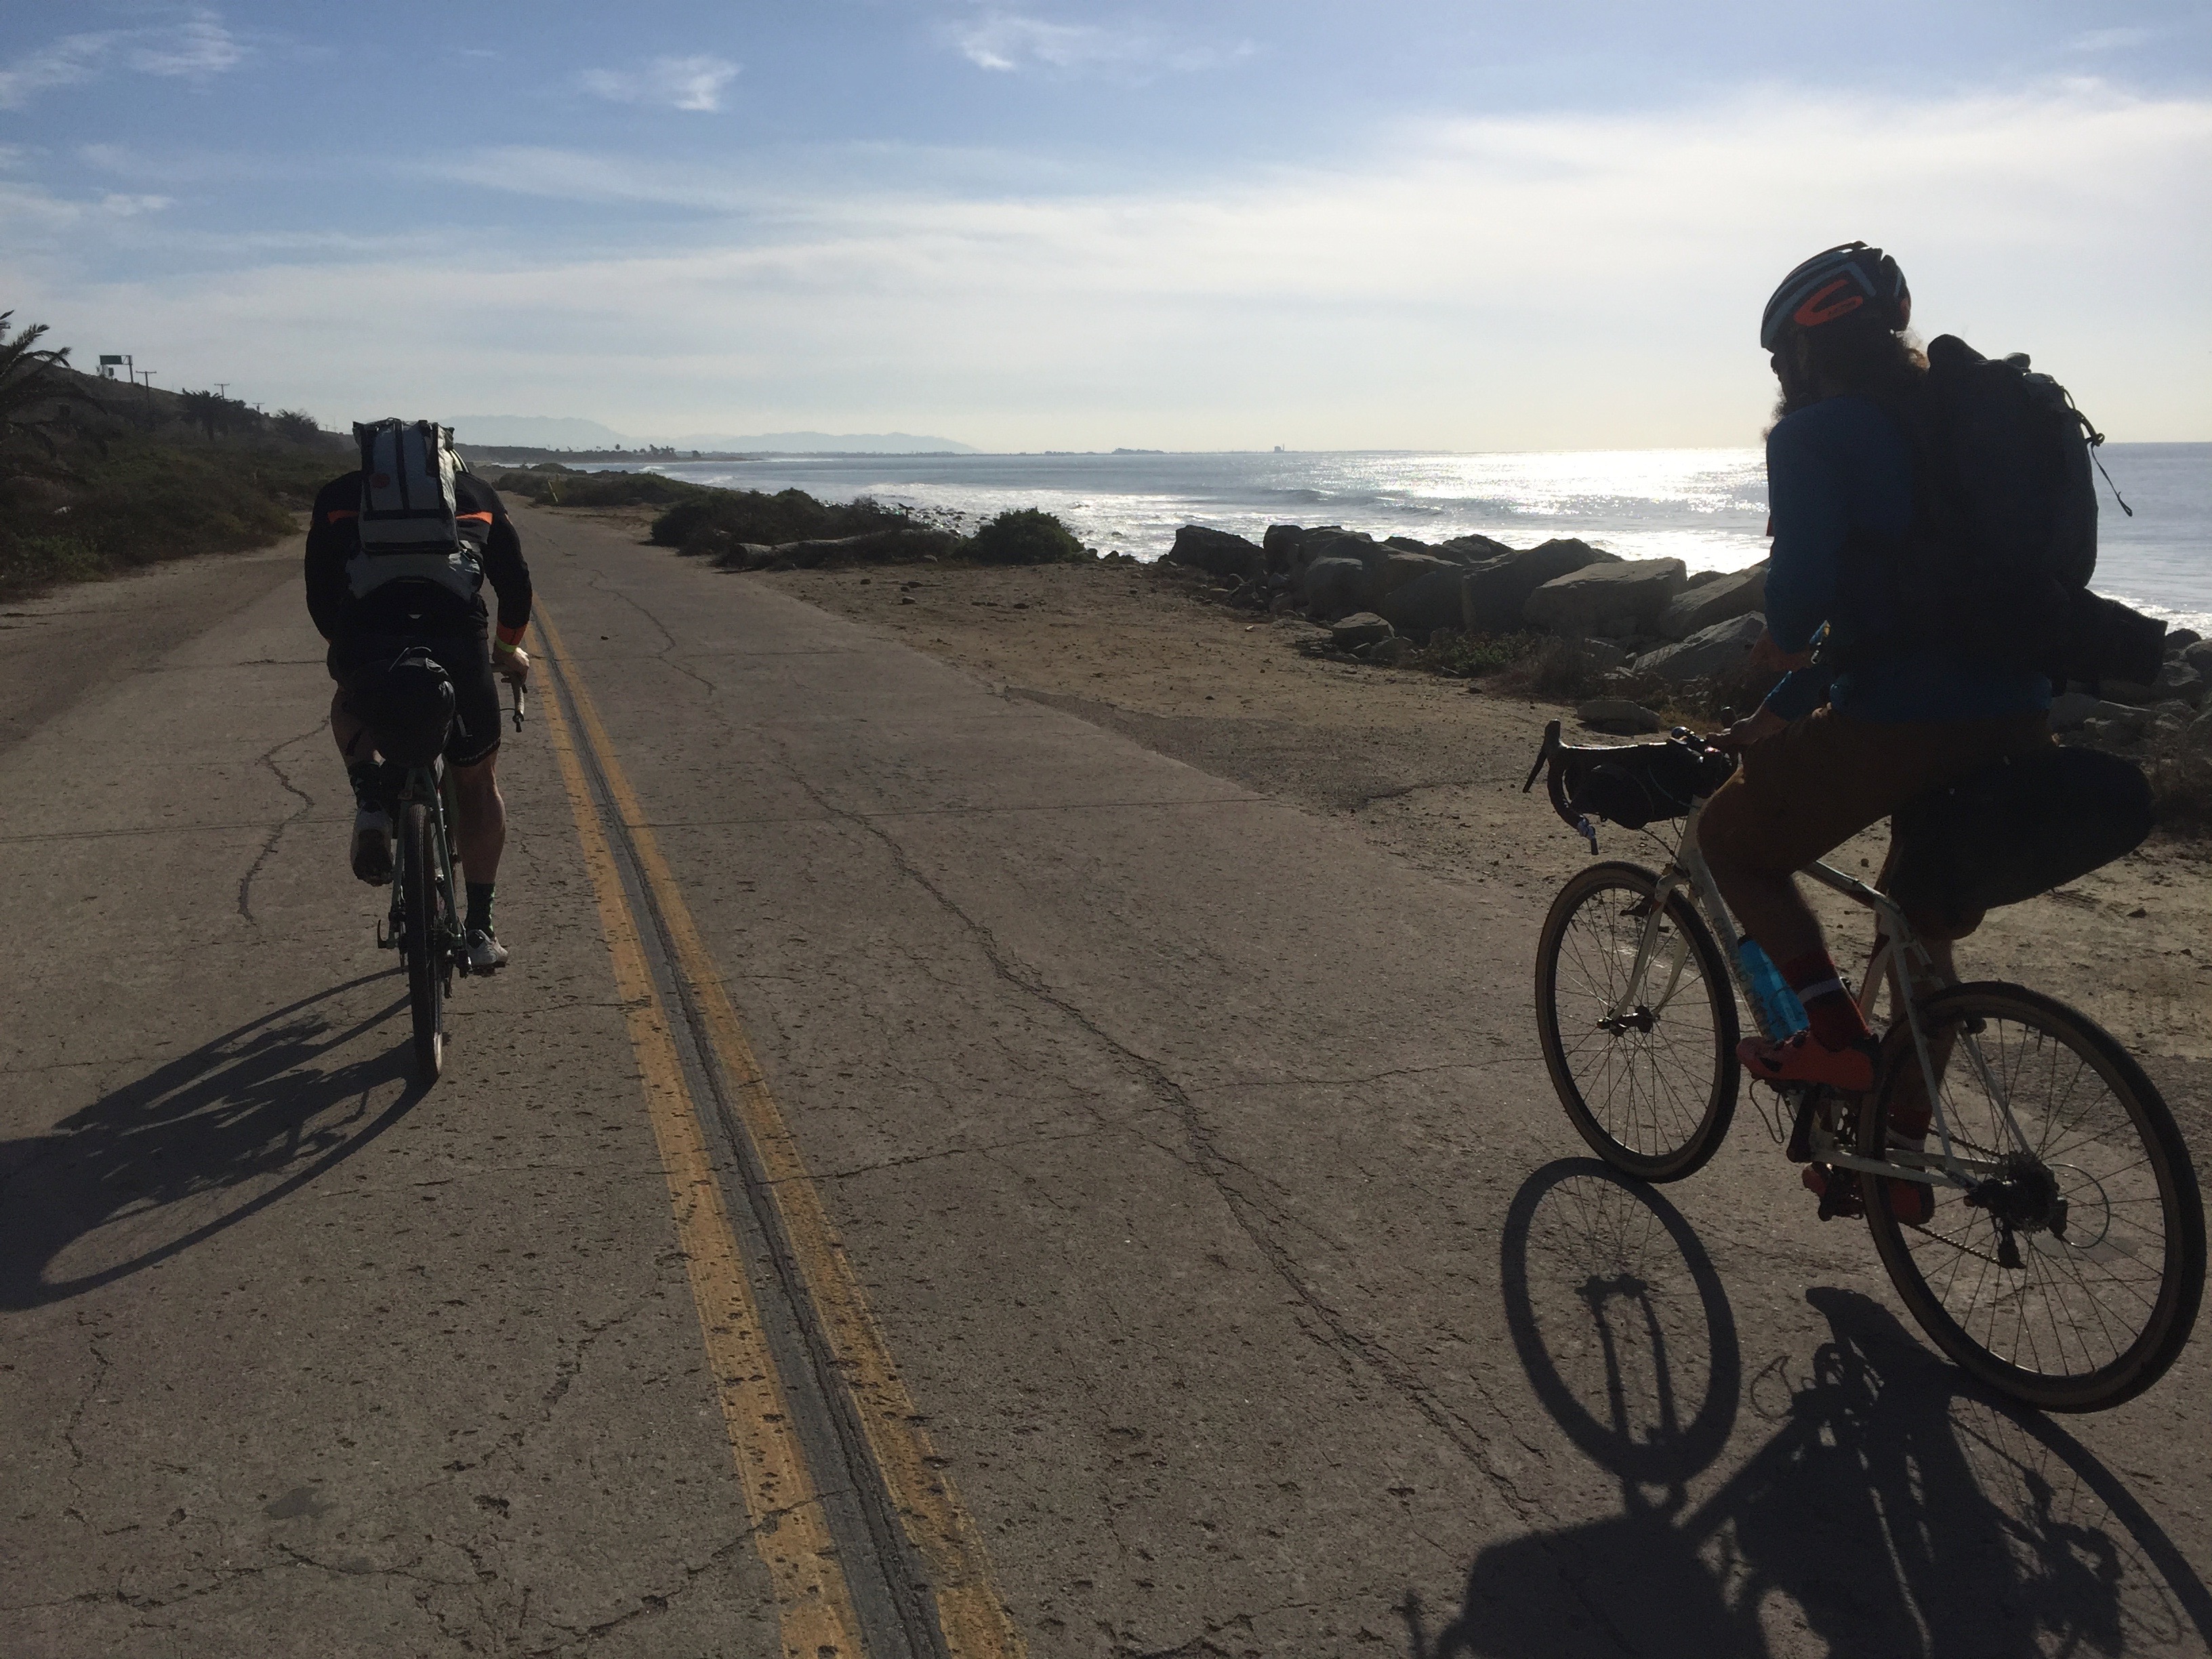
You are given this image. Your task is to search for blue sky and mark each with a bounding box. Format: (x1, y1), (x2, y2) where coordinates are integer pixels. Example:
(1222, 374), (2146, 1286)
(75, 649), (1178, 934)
(3, 1), (2207, 448)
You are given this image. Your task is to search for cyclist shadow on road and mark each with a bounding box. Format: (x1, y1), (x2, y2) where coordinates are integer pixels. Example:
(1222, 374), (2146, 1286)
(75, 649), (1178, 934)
(0, 972), (427, 1310)
(1406, 1160), (2212, 1659)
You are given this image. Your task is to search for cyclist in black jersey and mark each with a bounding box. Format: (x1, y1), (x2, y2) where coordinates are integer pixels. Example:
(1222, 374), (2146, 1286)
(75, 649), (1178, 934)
(305, 459), (532, 972)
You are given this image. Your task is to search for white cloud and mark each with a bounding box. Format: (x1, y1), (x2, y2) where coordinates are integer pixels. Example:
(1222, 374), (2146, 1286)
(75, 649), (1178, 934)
(0, 31), (119, 109)
(14, 81), (2210, 447)
(952, 12), (1249, 75)
(0, 12), (243, 108)
(578, 55), (739, 112)
(129, 11), (244, 79)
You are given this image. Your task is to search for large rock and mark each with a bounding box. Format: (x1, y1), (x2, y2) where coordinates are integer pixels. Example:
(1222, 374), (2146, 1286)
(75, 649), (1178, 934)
(1577, 697), (1664, 735)
(1433, 532), (1517, 565)
(1300, 556), (1372, 619)
(1525, 556), (1687, 636)
(1376, 550), (1457, 598)
(2101, 660), (2205, 708)
(1462, 539), (1621, 634)
(1330, 612), (1394, 650)
(1634, 613), (1766, 683)
(1263, 523), (1309, 572)
(1378, 566), (1470, 638)
(2186, 640), (2212, 678)
(1384, 535), (1433, 553)
(1296, 528), (1375, 571)
(1165, 523), (1265, 580)
(1658, 562), (1767, 640)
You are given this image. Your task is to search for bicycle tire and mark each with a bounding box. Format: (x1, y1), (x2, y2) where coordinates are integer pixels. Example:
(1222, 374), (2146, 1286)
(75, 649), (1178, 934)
(403, 799), (443, 1084)
(1535, 860), (1740, 1182)
(1861, 981), (2204, 1412)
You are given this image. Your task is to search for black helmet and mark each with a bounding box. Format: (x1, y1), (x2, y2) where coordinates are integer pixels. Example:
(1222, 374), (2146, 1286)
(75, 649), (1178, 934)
(1760, 241), (1911, 352)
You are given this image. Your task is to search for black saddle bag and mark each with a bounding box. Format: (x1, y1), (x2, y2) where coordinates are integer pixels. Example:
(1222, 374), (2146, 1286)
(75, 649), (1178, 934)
(357, 645), (456, 768)
(1887, 746), (2152, 932)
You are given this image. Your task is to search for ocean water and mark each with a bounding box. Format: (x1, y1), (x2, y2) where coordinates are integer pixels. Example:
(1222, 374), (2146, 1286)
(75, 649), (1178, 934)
(615, 444), (2210, 632)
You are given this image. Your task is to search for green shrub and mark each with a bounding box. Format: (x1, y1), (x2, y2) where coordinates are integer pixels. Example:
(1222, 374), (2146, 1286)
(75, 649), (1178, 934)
(1417, 628), (1543, 678)
(963, 508), (1089, 566)
(651, 486), (909, 551)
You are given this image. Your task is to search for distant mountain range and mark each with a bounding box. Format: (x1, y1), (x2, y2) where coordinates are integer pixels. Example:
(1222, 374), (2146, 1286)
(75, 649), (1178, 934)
(448, 415), (977, 454)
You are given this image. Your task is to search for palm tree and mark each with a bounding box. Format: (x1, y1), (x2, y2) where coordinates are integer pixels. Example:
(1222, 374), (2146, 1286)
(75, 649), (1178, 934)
(0, 310), (91, 484)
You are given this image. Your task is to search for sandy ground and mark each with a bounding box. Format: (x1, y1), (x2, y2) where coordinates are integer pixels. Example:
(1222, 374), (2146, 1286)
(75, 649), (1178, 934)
(569, 504), (2209, 1073)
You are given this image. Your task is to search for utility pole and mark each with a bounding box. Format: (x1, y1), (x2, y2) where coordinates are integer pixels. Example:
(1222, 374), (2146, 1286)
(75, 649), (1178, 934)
(216, 383), (229, 398)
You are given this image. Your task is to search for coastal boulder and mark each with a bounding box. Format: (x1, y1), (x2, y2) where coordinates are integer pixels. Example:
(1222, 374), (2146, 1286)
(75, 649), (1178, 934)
(1462, 539), (1622, 634)
(1301, 556), (1372, 619)
(1635, 613), (1767, 684)
(1379, 566), (1471, 638)
(1377, 551), (1457, 598)
(1577, 697), (1664, 735)
(1658, 562), (1767, 640)
(1166, 524), (1266, 580)
(1331, 612), (1395, 650)
(1434, 533), (1517, 565)
(1525, 556), (1687, 637)
(1263, 524), (1310, 572)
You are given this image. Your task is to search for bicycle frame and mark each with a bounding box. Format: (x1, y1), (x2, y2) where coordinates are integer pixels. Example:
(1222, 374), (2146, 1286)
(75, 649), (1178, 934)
(1609, 798), (2036, 1195)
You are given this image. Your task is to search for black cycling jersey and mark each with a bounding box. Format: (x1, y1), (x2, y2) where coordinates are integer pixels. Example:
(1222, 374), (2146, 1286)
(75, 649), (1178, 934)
(304, 470), (531, 641)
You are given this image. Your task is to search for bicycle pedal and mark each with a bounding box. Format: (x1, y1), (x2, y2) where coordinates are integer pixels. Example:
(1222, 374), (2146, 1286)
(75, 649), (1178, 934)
(1804, 1164), (1864, 1221)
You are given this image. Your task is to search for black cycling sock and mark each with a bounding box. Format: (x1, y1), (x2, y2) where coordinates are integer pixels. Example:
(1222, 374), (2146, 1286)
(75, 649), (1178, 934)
(466, 881), (495, 935)
(346, 760), (382, 812)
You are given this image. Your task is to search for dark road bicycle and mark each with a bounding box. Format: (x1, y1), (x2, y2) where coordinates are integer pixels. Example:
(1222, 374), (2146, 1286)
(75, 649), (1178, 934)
(377, 676), (525, 1082)
(1523, 720), (2203, 1412)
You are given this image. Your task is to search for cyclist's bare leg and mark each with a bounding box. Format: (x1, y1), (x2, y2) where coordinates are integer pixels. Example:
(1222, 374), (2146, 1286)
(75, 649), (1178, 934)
(449, 750), (506, 884)
(1705, 855), (1826, 966)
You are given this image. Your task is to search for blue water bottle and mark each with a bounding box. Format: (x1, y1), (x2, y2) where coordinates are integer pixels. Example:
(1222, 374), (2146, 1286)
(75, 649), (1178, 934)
(1738, 941), (1810, 1038)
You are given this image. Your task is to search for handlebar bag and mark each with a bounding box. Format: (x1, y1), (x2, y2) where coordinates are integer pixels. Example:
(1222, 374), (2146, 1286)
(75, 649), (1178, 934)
(1564, 741), (1727, 830)
(1887, 745), (2152, 931)
(361, 646), (457, 768)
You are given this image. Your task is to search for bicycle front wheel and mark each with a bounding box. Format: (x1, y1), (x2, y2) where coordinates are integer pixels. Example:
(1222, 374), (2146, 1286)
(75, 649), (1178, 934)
(1862, 982), (2204, 1412)
(1536, 861), (1740, 1182)
(403, 800), (444, 1084)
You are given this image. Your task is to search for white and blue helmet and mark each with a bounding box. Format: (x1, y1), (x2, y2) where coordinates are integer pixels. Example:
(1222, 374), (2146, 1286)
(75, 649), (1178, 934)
(1760, 242), (1912, 353)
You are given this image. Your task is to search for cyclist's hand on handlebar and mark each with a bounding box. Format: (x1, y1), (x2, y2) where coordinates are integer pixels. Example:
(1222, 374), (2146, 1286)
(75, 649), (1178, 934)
(493, 642), (531, 685)
(1712, 704), (1785, 753)
(1745, 628), (1814, 676)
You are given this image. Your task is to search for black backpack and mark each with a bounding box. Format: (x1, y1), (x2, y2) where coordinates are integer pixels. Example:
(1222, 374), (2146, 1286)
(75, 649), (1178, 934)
(1859, 337), (2165, 684)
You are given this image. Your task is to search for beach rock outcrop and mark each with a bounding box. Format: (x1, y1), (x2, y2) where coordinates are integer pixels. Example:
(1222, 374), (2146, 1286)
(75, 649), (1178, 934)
(1379, 566), (1471, 638)
(1378, 551), (1457, 597)
(1368, 636), (1419, 665)
(1635, 613), (1766, 683)
(1263, 523), (1313, 572)
(1462, 539), (1620, 634)
(1658, 562), (1767, 640)
(1301, 556), (1372, 619)
(1525, 556), (1687, 637)
(1166, 524), (1266, 580)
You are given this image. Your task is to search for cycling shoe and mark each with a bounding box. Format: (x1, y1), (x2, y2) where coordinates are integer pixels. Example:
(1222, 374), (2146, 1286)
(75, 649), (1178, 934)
(350, 808), (393, 886)
(1739, 1029), (1876, 1093)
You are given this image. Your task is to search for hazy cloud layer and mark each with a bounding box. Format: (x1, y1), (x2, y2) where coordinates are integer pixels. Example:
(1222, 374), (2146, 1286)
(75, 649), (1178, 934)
(578, 55), (739, 112)
(12, 81), (2207, 446)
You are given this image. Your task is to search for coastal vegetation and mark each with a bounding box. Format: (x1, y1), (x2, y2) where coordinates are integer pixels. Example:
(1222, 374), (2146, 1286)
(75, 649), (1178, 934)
(0, 310), (340, 601)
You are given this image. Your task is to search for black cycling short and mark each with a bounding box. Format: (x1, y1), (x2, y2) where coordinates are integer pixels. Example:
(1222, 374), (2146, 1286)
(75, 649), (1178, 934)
(328, 628), (504, 768)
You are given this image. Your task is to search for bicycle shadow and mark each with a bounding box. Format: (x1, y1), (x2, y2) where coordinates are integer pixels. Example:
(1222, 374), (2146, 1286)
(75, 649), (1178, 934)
(0, 973), (428, 1309)
(1406, 1160), (2212, 1658)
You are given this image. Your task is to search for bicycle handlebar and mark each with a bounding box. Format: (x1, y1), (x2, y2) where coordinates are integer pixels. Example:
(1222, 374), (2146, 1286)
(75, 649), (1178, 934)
(510, 680), (527, 731)
(1522, 718), (1734, 851)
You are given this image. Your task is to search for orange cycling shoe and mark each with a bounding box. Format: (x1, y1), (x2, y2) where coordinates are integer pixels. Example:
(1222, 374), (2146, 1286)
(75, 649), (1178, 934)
(1737, 1030), (1877, 1093)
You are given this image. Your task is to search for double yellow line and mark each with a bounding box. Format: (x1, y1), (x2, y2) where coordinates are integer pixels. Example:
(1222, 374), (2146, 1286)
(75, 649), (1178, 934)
(533, 605), (1022, 1659)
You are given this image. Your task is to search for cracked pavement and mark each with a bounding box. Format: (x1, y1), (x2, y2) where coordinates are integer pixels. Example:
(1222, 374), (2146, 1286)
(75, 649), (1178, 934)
(3, 523), (2210, 1656)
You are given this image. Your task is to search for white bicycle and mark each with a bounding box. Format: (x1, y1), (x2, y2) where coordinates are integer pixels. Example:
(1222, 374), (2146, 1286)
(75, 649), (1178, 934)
(1523, 720), (2203, 1412)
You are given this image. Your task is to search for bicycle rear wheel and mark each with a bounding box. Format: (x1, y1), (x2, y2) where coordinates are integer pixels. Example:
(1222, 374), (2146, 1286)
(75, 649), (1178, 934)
(1536, 861), (1740, 1182)
(1862, 982), (2203, 1411)
(402, 800), (444, 1084)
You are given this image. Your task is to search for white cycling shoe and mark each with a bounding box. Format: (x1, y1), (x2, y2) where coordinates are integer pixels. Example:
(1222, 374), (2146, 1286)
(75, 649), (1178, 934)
(350, 808), (393, 886)
(466, 928), (509, 972)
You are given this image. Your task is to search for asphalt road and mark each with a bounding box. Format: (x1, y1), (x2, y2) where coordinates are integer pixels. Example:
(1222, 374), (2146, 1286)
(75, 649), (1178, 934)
(5, 510), (2211, 1658)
